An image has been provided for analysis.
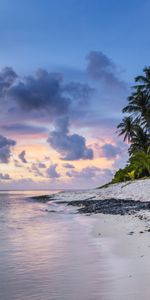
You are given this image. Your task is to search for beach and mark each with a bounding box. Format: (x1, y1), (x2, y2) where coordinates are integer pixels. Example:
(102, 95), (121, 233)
(1, 181), (150, 299)
(89, 179), (150, 300)
(1, 1), (150, 299)
(36, 178), (150, 299)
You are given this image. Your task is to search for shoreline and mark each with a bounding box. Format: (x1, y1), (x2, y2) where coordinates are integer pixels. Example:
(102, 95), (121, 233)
(31, 178), (150, 216)
(30, 180), (150, 299)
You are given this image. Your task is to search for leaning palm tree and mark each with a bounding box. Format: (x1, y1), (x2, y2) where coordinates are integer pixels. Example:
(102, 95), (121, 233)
(117, 116), (135, 143)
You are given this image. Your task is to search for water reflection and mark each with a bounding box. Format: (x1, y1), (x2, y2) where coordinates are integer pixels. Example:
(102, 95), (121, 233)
(0, 192), (109, 300)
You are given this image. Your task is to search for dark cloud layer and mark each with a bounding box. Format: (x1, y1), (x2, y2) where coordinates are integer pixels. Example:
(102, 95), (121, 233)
(86, 51), (124, 88)
(48, 117), (93, 161)
(2, 123), (47, 135)
(0, 135), (16, 163)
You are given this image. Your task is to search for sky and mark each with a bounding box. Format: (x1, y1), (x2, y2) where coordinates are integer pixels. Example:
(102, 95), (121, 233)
(0, 0), (149, 189)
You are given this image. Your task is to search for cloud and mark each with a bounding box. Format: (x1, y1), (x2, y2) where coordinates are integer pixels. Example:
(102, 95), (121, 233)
(2, 123), (47, 135)
(48, 117), (93, 160)
(29, 163), (45, 177)
(18, 150), (27, 163)
(0, 173), (11, 180)
(47, 163), (60, 178)
(0, 67), (17, 96)
(38, 162), (46, 168)
(14, 159), (22, 168)
(63, 82), (95, 105)
(8, 69), (70, 116)
(65, 167), (113, 189)
(0, 67), (95, 127)
(0, 63), (124, 138)
(44, 156), (51, 161)
(63, 163), (75, 169)
(66, 166), (112, 179)
(63, 82), (95, 122)
(86, 51), (124, 88)
(0, 135), (16, 163)
(101, 143), (121, 159)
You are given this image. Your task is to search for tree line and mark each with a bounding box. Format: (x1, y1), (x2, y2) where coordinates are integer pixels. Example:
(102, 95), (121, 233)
(112, 67), (150, 183)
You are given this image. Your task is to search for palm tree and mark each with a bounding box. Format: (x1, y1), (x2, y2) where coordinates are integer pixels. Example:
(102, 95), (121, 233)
(135, 66), (150, 94)
(122, 89), (150, 130)
(115, 67), (150, 182)
(129, 151), (150, 177)
(129, 125), (150, 155)
(117, 116), (135, 142)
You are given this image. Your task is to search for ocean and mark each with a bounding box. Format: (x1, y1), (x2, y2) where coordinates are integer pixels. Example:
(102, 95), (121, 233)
(0, 190), (108, 300)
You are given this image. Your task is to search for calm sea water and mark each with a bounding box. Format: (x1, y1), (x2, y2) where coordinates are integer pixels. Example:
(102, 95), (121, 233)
(0, 190), (109, 300)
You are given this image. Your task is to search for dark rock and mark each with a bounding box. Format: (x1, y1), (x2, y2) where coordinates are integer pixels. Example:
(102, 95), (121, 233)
(30, 194), (55, 203)
(30, 194), (150, 217)
(65, 198), (150, 216)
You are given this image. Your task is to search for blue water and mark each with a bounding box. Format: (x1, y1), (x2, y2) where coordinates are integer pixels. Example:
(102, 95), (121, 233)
(0, 191), (108, 300)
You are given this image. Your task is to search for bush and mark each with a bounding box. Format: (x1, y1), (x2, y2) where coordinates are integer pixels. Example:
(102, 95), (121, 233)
(112, 165), (135, 183)
(112, 152), (150, 183)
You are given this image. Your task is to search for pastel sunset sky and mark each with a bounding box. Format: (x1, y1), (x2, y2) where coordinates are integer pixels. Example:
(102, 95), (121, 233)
(0, 0), (149, 189)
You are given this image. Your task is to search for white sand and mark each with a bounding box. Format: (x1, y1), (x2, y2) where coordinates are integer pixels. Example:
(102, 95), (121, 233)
(95, 178), (150, 202)
(89, 213), (150, 300)
(54, 178), (150, 202)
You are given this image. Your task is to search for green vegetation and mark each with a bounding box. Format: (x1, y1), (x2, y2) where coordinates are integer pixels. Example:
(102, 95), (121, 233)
(112, 67), (150, 183)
